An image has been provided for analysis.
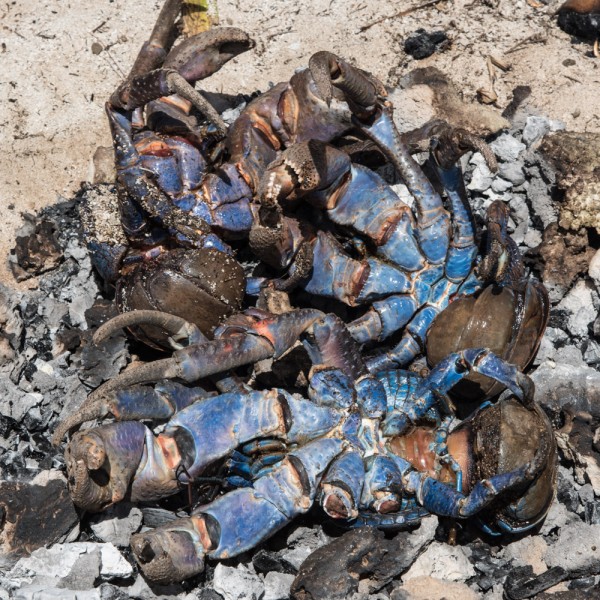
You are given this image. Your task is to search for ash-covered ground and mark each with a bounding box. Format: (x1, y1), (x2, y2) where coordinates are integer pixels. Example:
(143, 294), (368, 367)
(0, 84), (600, 600)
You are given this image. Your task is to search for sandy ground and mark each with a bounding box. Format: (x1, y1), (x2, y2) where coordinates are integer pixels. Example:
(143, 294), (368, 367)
(1, 0), (599, 288)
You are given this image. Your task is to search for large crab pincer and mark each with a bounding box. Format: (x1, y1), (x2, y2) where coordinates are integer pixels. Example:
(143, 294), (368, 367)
(63, 311), (557, 584)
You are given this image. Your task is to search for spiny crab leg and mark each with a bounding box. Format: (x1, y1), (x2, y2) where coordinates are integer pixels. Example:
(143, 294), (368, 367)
(52, 308), (324, 445)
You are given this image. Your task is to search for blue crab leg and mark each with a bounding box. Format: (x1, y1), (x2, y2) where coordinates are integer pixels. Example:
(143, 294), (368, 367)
(263, 140), (427, 273)
(87, 381), (211, 423)
(430, 158), (478, 283)
(320, 449), (365, 519)
(65, 388), (343, 512)
(304, 232), (417, 306)
(380, 349), (534, 436)
(53, 308), (324, 444)
(364, 302), (442, 372)
(361, 455), (405, 514)
(405, 445), (544, 519)
(356, 105), (450, 265)
(129, 436), (346, 584)
(430, 416), (463, 492)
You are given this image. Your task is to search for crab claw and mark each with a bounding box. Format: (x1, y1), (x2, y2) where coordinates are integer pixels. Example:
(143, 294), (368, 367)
(308, 51), (386, 119)
(131, 517), (210, 584)
(65, 422), (147, 511)
(111, 27), (254, 112)
(427, 122), (498, 173)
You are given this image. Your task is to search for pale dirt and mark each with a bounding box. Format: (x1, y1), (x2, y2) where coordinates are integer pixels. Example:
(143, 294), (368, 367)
(1, 0), (599, 288)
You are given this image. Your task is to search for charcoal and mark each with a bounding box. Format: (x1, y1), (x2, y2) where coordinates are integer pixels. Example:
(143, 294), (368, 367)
(504, 565), (567, 600)
(404, 29), (448, 59)
(252, 549), (297, 574)
(140, 507), (179, 529)
(568, 575), (597, 590)
(291, 519), (436, 599)
(0, 476), (78, 565)
(10, 217), (63, 282)
(557, 9), (600, 40)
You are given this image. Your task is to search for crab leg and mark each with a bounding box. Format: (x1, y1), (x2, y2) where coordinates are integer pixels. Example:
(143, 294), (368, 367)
(129, 436), (345, 583)
(52, 309), (323, 444)
(405, 437), (548, 519)
(111, 12), (254, 134)
(381, 348), (535, 436)
(426, 124), (493, 283)
(358, 106), (451, 265)
(65, 387), (343, 512)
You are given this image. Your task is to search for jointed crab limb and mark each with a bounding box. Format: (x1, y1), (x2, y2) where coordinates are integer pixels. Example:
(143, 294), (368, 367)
(406, 459), (537, 518)
(93, 309), (207, 349)
(53, 309), (324, 444)
(478, 200), (524, 285)
(381, 348), (535, 436)
(65, 386), (343, 511)
(308, 51), (386, 118)
(359, 105), (451, 264)
(131, 436), (345, 584)
(115, 0), (182, 97)
(111, 16), (254, 135)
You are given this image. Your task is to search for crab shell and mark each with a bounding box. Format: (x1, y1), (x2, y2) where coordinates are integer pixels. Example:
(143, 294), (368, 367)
(465, 397), (558, 532)
(426, 280), (549, 403)
(116, 247), (245, 350)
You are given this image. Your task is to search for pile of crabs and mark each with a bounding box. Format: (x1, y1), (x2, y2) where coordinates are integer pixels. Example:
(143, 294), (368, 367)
(55, 0), (558, 586)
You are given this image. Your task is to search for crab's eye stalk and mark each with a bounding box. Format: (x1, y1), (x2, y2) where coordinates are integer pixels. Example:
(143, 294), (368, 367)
(470, 397), (558, 533)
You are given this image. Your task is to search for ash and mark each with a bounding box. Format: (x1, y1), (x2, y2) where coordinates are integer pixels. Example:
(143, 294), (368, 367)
(1, 116), (600, 600)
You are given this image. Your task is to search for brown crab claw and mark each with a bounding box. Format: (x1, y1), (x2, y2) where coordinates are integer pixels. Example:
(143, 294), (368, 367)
(65, 422), (147, 512)
(131, 518), (209, 584)
(308, 51), (386, 119)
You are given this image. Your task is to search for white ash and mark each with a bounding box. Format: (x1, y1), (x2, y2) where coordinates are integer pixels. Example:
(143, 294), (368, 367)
(211, 563), (264, 600)
(402, 542), (476, 583)
(89, 504), (143, 548)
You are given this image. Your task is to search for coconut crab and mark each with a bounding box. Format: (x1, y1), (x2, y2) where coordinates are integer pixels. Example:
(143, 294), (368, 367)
(61, 310), (557, 584)
(88, 0), (515, 366)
